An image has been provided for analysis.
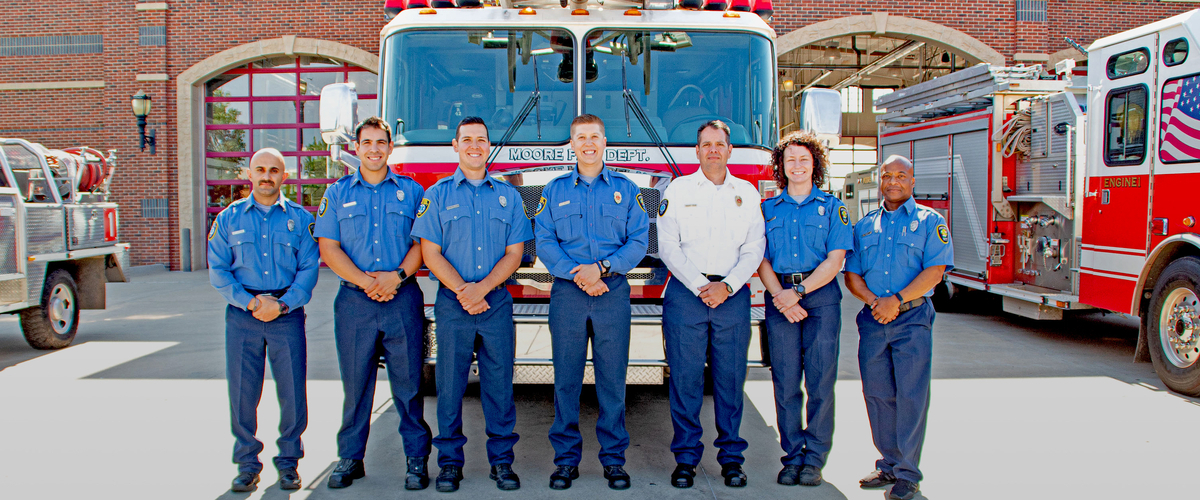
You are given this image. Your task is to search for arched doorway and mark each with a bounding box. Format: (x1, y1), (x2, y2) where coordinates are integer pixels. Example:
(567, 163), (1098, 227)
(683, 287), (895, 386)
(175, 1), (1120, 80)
(175, 37), (378, 271)
(774, 15), (1004, 196)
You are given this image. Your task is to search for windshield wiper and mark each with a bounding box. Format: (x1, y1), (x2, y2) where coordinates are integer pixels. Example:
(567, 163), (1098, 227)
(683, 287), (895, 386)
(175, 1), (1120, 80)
(619, 44), (680, 178)
(487, 54), (543, 170)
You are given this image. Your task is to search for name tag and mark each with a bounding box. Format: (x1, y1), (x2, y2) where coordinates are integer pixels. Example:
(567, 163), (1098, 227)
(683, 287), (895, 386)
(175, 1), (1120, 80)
(231, 229), (245, 235)
(685, 204), (697, 207)
(558, 200), (571, 207)
(342, 201), (357, 208)
(445, 204), (460, 210)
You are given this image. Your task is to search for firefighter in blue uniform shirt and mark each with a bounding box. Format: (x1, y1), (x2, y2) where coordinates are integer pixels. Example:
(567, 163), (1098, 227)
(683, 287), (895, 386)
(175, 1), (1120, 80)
(657, 120), (765, 489)
(208, 147), (319, 493)
(313, 117), (432, 491)
(757, 131), (852, 487)
(411, 117), (533, 492)
(534, 114), (649, 491)
(844, 155), (953, 500)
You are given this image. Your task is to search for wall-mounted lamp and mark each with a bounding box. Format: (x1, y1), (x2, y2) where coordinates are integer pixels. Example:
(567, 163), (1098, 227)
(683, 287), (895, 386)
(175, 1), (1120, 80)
(781, 80), (795, 92)
(131, 90), (156, 155)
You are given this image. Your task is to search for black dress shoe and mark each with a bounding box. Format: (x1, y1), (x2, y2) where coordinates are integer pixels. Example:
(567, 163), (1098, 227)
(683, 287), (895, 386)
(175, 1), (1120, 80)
(406, 456), (430, 490)
(889, 479), (919, 500)
(327, 459), (365, 489)
(777, 464), (802, 485)
(490, 463), (521, 491)
(859, 469), (897, 489)
(670, 464), (696, 488)
(798, 465), (822, 486)
(604, 465), (631, 490)
(436, 465), (463, 492)
(720, 463), (747, 487)
(278, 468), (301, 490)
(549, 465), (579, 490)
(231, 471), (259, 492)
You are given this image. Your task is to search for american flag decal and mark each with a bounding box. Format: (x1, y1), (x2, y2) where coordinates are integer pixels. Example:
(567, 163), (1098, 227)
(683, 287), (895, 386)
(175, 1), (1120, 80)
(1160, 74), (1200, 163)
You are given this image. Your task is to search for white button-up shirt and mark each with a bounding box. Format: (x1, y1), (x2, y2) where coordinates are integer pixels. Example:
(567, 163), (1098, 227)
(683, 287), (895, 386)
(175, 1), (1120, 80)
(656, 169), (766, 296)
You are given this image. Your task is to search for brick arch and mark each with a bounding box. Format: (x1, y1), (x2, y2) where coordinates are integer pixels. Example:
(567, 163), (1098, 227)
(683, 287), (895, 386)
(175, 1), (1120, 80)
(776, 13), (1005, 66)
(175, 37), (378, 271)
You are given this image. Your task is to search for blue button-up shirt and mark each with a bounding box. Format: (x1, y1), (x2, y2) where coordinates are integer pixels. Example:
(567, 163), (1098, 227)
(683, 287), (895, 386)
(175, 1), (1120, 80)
(312, 169), (425, 273)
(411, 168), (534, 283)
(534, 167), (649, 279)
(844, 197), (954, 298)
(762, 188), (853, 274)
(208, 197), (320, 310)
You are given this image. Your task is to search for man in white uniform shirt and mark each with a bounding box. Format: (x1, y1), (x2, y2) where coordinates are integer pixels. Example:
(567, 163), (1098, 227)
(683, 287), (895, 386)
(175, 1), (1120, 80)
(656, 120), (766, 489)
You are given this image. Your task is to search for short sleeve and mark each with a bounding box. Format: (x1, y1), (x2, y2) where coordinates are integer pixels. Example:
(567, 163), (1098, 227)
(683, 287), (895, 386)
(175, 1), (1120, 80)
(844, 219), (864, 276)
(312, 183), (341, 240)
(828, 199), (854, 253)
(410, 188), (443, 247)
(922, 212), (955, 271)
(507, 187), (534, 246)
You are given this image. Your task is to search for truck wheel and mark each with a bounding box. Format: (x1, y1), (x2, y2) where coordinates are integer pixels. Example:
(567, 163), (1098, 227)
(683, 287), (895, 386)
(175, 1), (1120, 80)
(931, 281), (956, 312)
(1147, 257), (1200, 397)
(19, 270), (80, 350)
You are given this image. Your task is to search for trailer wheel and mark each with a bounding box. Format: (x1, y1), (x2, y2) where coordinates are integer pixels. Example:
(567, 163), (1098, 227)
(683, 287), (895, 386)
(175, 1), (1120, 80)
(1147, 257), (1200, 397)
(19, 270), (80, 350)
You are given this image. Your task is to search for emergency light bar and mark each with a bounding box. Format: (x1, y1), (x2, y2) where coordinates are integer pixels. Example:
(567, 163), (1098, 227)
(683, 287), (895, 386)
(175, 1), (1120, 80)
(728, 0), (750, 11)
(703, 0), (728, 11)
(385, 0), (403, 19)
(753, 0), (772, 21)
(643, 0), (674, 9)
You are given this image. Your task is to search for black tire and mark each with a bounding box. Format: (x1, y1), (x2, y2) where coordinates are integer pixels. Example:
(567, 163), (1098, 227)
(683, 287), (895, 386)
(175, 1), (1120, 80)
(420, 363), (437, 396)
(930, 280), (956, 312)
(1146, 257), (1200, 397)
(19, 269), (80, 350)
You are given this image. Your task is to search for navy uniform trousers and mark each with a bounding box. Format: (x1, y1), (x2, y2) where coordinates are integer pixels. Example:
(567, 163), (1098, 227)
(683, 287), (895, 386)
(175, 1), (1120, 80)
(226, 304), (307, 474)
(764, 281), (841, 468)
(856, 300), (935, 483)
(662, 278), (751, 466)
(548, 275), (631, 467)
(433, 286), (518, 467)
(333, 281), (431, 460)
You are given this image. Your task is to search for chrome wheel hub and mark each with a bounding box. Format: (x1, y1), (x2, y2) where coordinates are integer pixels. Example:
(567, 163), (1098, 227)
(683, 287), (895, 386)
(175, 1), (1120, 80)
(48, 283), (75, 335)
(1161, 288), (1200, 368)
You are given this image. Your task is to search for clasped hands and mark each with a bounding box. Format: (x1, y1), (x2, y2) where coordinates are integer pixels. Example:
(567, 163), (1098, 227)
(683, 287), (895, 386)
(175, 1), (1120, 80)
(771, 288), (808, 323)
(868, 294), (902, 324)
(248, 295), (282, 322)
(570, 262), (609, 297)
(359, 270), (404, 303)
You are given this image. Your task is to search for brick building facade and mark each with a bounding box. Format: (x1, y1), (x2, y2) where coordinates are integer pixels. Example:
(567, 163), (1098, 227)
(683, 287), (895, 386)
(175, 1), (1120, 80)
(0, 0), (1193, 270)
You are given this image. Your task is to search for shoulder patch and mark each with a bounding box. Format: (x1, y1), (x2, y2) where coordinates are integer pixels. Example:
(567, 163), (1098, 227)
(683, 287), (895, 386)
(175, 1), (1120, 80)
(937, 224), (950, 244)
(208, 218), (218, 240)
(417, 198), (431, 218)
(318, 197), (329, 217)
(534, 196), (546, 216)
(839, 205), (849, 225)
(659, 199), (669, 217)
(308, 222), (316, 241)
(636, 192), (646, 213)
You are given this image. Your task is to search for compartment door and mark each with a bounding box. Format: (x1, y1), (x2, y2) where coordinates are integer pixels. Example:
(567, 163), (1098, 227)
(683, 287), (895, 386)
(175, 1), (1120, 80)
(0, 190), (26, 306)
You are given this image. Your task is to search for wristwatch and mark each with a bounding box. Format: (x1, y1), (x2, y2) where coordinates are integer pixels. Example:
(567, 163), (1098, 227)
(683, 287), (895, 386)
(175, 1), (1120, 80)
(795, 284), (807, 299)
(248, 297), (260, 312)
(278, 301), (290, 315)
(725, 282), (734, 294)
(600, 259), (612, 273)
(398, 268), (409, 282)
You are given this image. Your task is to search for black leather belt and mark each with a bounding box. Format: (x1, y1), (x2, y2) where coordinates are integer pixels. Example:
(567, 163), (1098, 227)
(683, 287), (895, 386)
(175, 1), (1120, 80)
(244, 287), (287, 298)
(897, 296), (926, 313)
(704, 274), (726, 282)
(777, 272), (811, 286)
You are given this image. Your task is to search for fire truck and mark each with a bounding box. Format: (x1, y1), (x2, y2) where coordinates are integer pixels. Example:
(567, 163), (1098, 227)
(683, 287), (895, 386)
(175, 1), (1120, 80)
(0, 139), (129, 349)
(320, 0), (824, 385)
(870, 9), (1200, 396)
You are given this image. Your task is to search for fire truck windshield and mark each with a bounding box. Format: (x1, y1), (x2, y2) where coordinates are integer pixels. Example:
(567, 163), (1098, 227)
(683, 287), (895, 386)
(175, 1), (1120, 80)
(381, 29), (576, 145)
(585, 30), (775, 149)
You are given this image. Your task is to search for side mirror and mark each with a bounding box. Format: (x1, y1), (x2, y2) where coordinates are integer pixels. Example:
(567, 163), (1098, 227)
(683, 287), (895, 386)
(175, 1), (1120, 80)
(798, 88), (842, 146)
(320, 83), (359, 145)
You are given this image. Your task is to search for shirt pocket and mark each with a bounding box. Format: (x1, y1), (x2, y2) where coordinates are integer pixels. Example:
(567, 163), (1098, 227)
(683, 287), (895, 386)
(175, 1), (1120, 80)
(385, 201), (415, 245)
(273, 231), (300, 270)
(601, 202), (626, 242)
(857, 232), (882, 271)
(552, 202), (582, 240)
(897, 227), (925, 268)
(228, 230), (255, 270)
(489, 207), (512, 244)
(441, 205), (471, 242)
(676, 203), (705, 242)
(804, 216), (830, 257)
(336, 204), (368, 239)
(765, 217), (787, 260)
